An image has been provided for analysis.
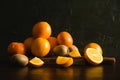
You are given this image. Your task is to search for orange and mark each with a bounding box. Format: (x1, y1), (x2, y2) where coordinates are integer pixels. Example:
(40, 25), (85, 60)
(31, 38), (50, 57)
(56, 56), (73, 67)
(32, 21), (52, 39)
(23, 37), (34, 51)
(7, 42), (26, 55)
(84, 48), (103, 65)
(69, 50), (81, 58)
(57, 31), (73, 47)
(29, 57), (44, 67)
(47, 37), (58, 52)
(84, 42), (103, 54)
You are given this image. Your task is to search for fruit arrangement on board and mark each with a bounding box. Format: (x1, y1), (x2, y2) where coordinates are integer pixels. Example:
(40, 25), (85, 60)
(7, 21), (116, 67)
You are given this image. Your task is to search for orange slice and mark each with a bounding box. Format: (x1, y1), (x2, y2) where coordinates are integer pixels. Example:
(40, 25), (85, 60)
(56, 56), (73, 67)
(84, 48), (103, 65)
(29, 57), (44, 67)
(63, 57), (73, 67)
(69, 50), (81, 58)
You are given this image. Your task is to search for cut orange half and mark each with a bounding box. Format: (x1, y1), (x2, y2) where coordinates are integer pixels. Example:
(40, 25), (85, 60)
(29, 57), (44, 67)
(69, 50), (81, 58)
(84, 48), (103, 65)
(56, 56), (73, 67)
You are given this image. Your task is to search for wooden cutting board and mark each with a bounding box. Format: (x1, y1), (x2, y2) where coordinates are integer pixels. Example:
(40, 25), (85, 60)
(40, 57), (116, 66)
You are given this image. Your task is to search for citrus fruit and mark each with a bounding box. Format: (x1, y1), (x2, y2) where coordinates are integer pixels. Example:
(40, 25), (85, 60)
(63, 57), (73, 67)
(32, 21), (52, 39)
(11, 54), (29, 67)
(47, 37), (58, 52)
(7, 42), (26, 55)
(56, 56), (73, 67)
(29, 57), (44, 67)
(31, 38), (50, 57)
(57, 31), (73, 47)
(69, 50), (81, 58)
(84, 48), (103, 65)
(84, 42), (103, 54)
(53, 45), (69, 56)
(24, 37), (34, 51)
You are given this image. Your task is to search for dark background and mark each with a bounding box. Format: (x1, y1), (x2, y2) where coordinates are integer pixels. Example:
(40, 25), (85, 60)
(1, 0), (120, 62)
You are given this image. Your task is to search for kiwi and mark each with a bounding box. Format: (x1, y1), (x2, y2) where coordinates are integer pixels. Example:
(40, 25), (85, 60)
(11, 54), (29, 67)
(53, 45), (69, 56)
(69, 45), (79, 52)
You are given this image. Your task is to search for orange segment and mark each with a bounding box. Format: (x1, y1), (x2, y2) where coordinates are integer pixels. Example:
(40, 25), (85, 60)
(69, 50), (81, 58)
(63, 57), (73, 67)
(84, 48), (103, 65)
(56, 56), (70, 65)
(29, 57), (44, 67)
(56, 56), (73, 67)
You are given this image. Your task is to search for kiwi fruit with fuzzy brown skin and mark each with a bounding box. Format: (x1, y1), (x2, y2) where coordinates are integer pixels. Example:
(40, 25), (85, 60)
(69, 45), (79, 52)
(11, 54), (29, 67)
(53, 45), (69, 56)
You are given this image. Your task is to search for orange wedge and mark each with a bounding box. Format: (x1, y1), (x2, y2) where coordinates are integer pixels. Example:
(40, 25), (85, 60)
(29, 57), (44, 67)
(56, 56), (73, 67)
(63, 57), (73, 67)
(84, 48), (103, 65)
(69, 50), (81, 58)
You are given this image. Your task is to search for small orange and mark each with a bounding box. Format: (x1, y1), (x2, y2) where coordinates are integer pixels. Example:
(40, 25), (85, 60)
(23, 37), (34, 51)
(32, 21), (52, 39)
(47, 37), (58, 52)
(31, 38), (50, 57)
(84, 48), (103, 65)
(84, 42), (103, 54)
(57, 31), (73, 47)
(7, 42), (26, 55)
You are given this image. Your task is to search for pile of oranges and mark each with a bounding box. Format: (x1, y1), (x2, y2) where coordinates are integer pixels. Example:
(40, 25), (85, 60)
(7, 21), (103, 67)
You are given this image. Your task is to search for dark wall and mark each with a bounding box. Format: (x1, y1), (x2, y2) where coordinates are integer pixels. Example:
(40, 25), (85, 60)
(1, 0), (120, 61)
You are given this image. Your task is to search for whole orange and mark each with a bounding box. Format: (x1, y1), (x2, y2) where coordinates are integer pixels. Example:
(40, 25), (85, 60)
(84, 42), (103, 54)
(24, 37), (34, 51)
(7, 42), (26, 55)
(57, 31), (73, 47)
(31, 38), (50, 57)
(32, 21), (52, 39)
(47, 37), (58, 52)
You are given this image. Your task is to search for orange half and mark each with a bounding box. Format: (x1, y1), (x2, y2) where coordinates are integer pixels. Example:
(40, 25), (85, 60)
(84, 48), (103, 65)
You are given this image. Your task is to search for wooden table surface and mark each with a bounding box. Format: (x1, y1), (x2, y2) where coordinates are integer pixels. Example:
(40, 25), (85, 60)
(0, 60), (120, 80)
